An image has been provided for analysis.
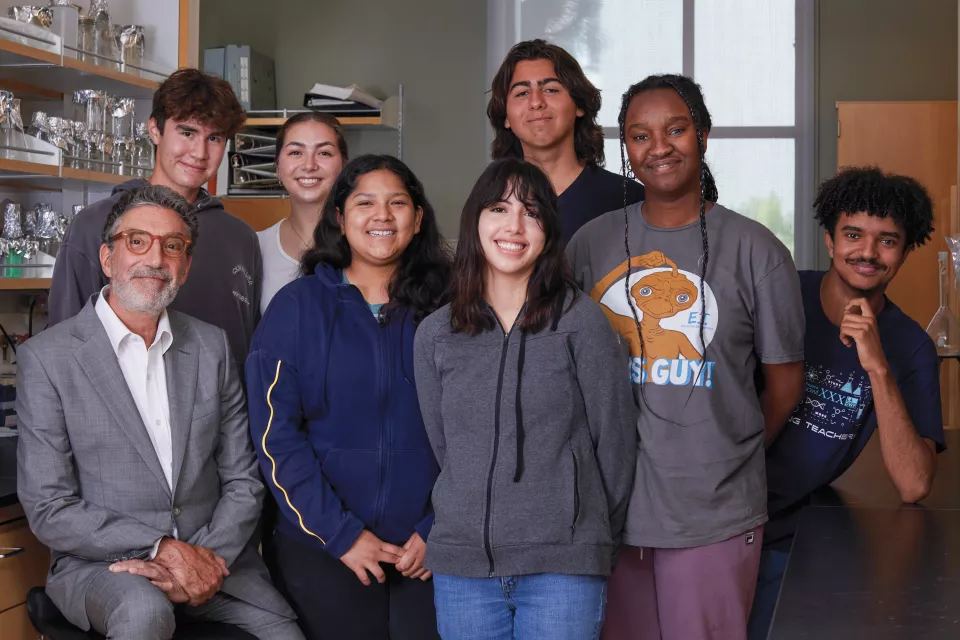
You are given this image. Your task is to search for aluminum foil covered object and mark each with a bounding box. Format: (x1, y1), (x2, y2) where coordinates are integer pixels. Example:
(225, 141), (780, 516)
(3, 202), (23, 240)
(73, 89), (93, 106)
(8, 6), (53, 28)
(46, 117), (75, 152)
(22, 204), (37, 237)
(29, 111), (49, 141)
(0, 91), (13, 129)
(74, 89), (108, 132)
(8, 99), (24, 133)
(118, 25), (145, 63)
(1, 202), (38, 259)
(34, 204), (62, 240)
(89, 0), (109, 17)
(108, 96), (135, 136)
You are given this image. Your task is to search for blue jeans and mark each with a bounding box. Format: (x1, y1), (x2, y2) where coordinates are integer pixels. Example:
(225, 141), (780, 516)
(746, 549), (790, 640)
(433, 573), (607, 640)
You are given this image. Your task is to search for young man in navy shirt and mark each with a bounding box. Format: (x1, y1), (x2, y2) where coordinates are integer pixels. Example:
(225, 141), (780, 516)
(487, 39), (644, 243)
(748, 167), (946, 639)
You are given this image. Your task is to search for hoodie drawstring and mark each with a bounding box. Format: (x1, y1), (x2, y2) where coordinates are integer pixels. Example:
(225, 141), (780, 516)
(513, 329), (527, 483)
(513, 301), (565, 483)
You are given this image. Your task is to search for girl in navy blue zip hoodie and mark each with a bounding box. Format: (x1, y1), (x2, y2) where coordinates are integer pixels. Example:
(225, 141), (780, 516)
(246, 155), (451, 640)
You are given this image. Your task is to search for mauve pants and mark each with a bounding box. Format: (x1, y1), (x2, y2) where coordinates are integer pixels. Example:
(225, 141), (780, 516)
(602, 527), (764, 640)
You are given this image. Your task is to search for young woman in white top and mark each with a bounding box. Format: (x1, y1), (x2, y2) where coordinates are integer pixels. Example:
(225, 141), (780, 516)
(258, 112), (348, 313)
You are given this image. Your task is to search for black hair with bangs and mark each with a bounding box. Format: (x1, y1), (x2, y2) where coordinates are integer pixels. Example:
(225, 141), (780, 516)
(450, 158), (577, 334)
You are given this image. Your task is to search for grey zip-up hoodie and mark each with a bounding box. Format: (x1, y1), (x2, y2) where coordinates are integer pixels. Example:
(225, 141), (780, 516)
(49, 179), (262, 376)
(413, 293), (637, 578)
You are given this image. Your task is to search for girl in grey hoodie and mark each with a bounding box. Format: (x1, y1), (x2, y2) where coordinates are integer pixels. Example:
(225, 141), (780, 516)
(414, 158), (637, 640)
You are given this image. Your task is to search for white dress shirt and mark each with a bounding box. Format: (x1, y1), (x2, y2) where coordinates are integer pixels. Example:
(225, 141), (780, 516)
(95, 287), (175, 489)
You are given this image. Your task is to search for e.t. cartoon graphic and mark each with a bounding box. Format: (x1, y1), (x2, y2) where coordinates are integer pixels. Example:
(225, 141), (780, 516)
(590, 251), (702, 375)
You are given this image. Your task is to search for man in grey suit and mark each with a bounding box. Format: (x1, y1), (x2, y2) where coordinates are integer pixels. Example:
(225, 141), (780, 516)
(16, 185), (304, 640)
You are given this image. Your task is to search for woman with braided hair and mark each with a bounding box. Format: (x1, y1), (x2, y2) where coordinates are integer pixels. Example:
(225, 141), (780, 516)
(566, 75), (806, 639)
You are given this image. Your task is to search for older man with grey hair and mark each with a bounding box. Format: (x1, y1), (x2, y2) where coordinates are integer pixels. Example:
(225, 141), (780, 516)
(17, 185), (303, 640)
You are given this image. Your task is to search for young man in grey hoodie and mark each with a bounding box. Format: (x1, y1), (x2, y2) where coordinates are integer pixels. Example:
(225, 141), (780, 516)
(49, 69), (258, 374)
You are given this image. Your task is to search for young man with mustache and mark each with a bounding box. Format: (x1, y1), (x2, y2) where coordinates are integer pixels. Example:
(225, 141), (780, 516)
(488, 39), (644, 243)
(747, 167), (946, 639)
(50, 69), (256, 378)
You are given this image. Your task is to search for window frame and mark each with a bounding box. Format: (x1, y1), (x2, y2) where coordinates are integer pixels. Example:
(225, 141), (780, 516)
(486, 0), (817, 268)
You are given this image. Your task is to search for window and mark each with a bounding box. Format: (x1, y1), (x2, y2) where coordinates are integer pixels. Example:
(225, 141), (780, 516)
(488, 0), (815, 266)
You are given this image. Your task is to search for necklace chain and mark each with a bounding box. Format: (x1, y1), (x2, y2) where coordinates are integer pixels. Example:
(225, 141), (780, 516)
(286, 218), (310, 248)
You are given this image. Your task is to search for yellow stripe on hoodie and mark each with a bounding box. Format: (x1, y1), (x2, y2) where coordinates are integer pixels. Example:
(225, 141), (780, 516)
(262, 360), (326, 544)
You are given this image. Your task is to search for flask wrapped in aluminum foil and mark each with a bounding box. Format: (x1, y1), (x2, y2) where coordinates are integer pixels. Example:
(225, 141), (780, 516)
(29, 111), (50, 141)
(108, 96), (135, 138)
(22, 204), (36, 237)
(0, 91), (22, 131)
(67, 121), (89, 169)
(8, 6), (53, 28)
(90, 0), (115, 69)
(34, 204), (60, 239)
(0, 92), (27, 157)
(134, 121), (154, 176)
(46, 117), (75, 154)
(74, 89), (108, 132)
(35, 203), (63, 258)
(6, 98), (24, 134)
(117, 25), (145, 72)
(1, 202), (39, 262)
(3, 203), (23, 240)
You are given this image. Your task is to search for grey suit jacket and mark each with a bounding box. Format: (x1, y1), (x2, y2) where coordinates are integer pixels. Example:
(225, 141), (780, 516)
(16, 296), (293, 630)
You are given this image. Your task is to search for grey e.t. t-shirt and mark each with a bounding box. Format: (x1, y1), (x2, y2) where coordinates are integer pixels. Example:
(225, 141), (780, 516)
(566, 202), (804, 549)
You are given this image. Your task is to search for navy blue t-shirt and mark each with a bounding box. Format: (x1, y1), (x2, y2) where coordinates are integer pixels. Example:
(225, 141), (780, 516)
(764, 270), (945, 548)
(559, 164), (644, 244)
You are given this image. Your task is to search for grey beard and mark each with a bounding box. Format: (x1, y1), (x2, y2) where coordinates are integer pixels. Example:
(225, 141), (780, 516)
(112, 276), (180, 315)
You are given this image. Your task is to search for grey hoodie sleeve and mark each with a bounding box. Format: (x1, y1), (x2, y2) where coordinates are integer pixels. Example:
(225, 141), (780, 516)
(49, 241), (106, 326)
(413, 315), (446, 468)
(572, 298), (638, 543)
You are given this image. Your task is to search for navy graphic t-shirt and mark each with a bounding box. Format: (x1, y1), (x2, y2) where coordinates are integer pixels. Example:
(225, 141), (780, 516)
(764, 270), (945, 549)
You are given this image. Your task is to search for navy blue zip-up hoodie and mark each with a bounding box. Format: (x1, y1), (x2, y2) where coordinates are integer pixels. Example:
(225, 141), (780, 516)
(246, 263), (439, 559)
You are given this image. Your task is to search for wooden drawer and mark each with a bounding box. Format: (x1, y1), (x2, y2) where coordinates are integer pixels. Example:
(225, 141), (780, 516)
(0, 603), (40, 640)
(0, 517), (48, 613)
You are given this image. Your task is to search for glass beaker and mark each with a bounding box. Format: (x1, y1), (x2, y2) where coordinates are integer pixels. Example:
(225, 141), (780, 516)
(926, 250), (960, 356)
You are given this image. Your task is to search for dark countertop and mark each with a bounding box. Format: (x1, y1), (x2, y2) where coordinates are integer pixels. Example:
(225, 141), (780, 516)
(815, 429), (960, 509)
(770, 430), (960, 639)
(0, 434), (17, 507)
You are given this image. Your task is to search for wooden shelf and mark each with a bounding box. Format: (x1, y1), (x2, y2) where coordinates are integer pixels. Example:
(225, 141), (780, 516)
(0, 278), (51, 291)
(0, 158), (58, 179)
(0, 157), (142, 189)
(244, 95), (402, 131)
(61, 166), (130, 185)
(0, 36), (164, 99)
(245, 116), (386, 128)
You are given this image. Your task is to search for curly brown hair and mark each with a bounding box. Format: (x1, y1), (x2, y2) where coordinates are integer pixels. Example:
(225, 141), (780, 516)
(150, 68), (247, 138)
(487, 39), (605, 166)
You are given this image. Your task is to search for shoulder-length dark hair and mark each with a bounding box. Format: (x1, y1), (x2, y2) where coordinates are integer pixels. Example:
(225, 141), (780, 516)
(487, 39), (605, 166)
(451, 158), (576, 335)
(301, 154), (451, 323)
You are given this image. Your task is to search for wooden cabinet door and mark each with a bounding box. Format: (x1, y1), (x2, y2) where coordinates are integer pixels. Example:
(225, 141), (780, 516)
(0, 603), (39, 640)
(221, 197), (291, 232)
(837, 101), (958, 427)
